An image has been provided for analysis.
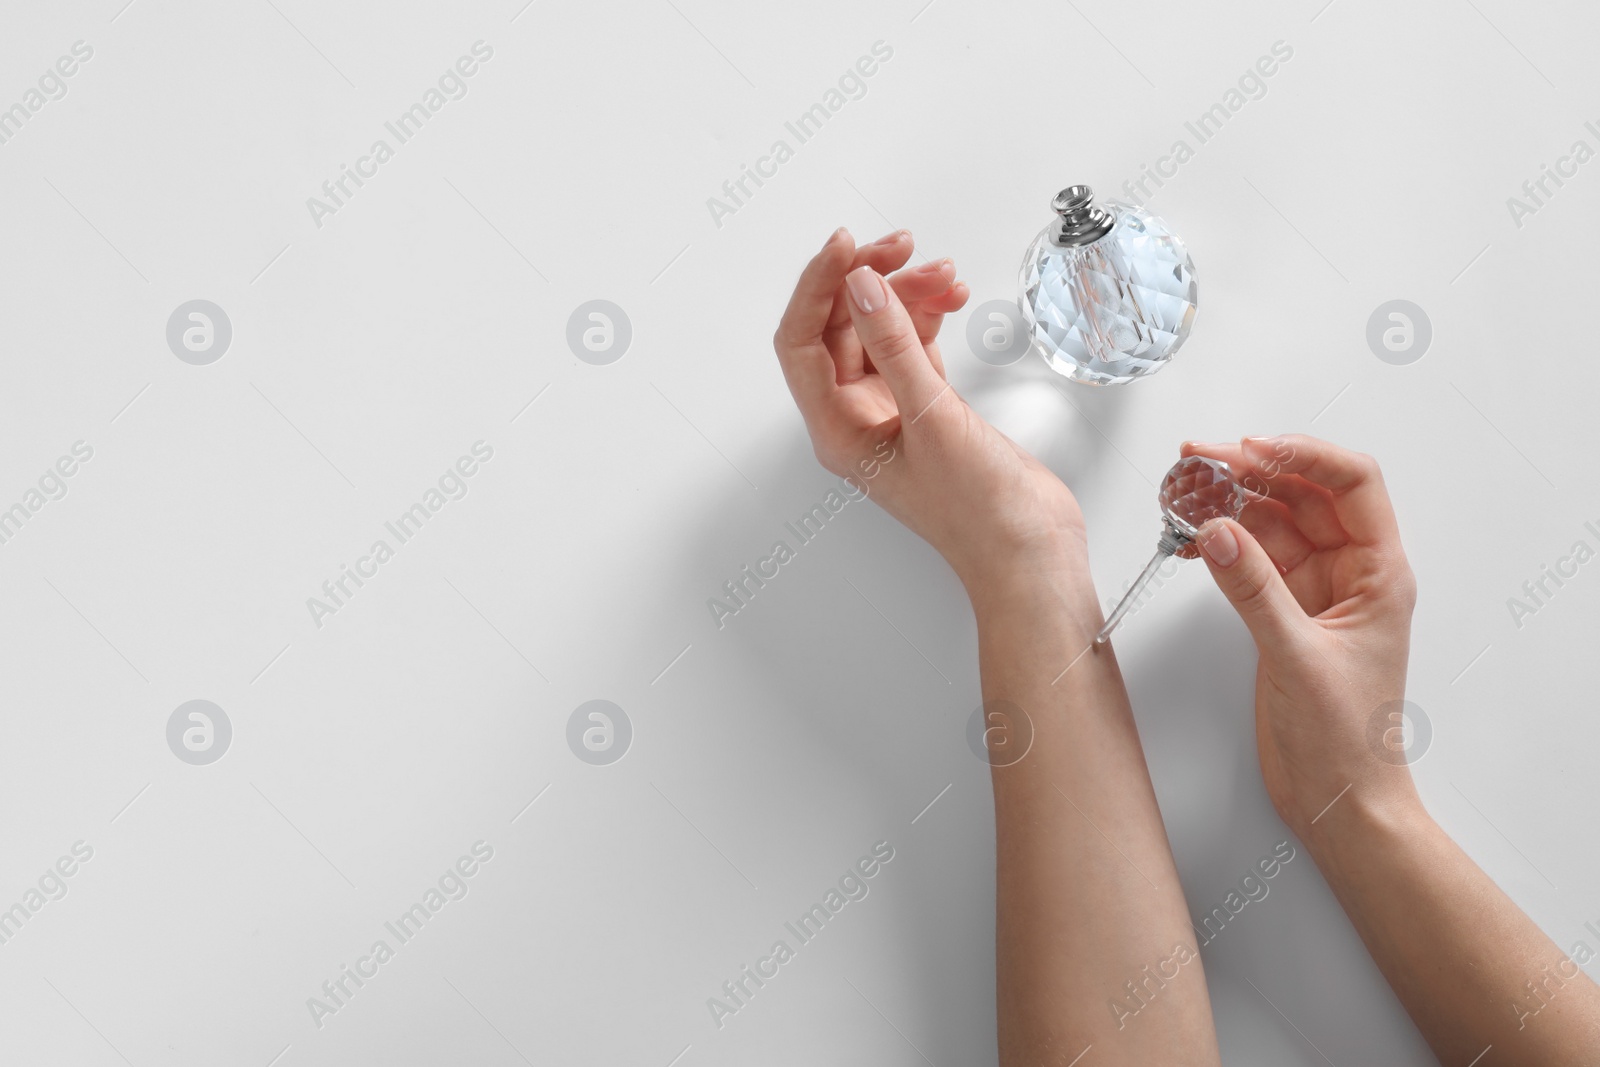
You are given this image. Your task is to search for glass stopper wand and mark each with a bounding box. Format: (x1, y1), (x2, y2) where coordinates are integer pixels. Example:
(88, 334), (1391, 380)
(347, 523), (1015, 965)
(1095, 456), (1248, 644)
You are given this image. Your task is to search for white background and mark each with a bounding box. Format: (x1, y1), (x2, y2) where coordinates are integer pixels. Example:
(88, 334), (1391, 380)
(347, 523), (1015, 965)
(0, 0), (1596, 1064)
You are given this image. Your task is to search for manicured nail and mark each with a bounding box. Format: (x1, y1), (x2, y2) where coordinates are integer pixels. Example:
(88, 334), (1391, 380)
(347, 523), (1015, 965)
(846, 266), (886, 314)
(916, 258), (954, 275)
(872, 229), (910, 246)
(824, 227), (849, 249)
(1197, 521), (1239, 568)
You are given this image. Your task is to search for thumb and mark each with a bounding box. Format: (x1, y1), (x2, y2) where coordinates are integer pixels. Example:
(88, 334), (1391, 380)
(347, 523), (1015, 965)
(1195, 519), (1306, 654)
(843, 266), (949, 424)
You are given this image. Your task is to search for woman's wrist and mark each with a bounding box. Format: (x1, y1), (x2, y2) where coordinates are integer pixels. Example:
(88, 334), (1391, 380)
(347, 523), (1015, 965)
(1301, 776), (1433, 871)
(962, 547), (1100, 634)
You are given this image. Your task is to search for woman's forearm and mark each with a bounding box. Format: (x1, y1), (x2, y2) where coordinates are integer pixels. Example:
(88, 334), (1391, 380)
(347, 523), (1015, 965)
(769, 233), (1222, 1063)
(1308, 794), (1600, 1065)
(970, 563), (1221, 1066)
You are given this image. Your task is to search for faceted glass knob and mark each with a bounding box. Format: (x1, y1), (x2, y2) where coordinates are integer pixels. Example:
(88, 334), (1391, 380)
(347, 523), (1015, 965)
(1159, 454), (1247, 557)
(1018, 185), (1198, 386)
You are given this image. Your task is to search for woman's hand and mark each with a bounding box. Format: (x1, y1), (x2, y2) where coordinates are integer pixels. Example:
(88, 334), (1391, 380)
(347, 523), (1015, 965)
(1181, 435), (1421, 840)
(774, 230), (1223, 1062)
(772, 228), (1086, 600)
(1188, 436), (1600, 1067)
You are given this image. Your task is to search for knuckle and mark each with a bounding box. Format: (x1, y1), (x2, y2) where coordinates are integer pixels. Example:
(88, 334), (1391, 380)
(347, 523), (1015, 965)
(810, 442), (844, 476)
(1364, 548), (1416, 606)
(1389, 564), (1419, 610)
(1232, 564), (1277, 614)
(871, 328), (924, 366)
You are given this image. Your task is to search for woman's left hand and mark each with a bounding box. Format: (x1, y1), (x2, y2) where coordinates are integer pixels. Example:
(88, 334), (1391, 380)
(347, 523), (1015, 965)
(772, 228), (1087, 599)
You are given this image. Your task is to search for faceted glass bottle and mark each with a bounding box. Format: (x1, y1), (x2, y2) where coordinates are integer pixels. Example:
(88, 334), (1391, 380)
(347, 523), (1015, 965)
(1018, 186), (1198, 386)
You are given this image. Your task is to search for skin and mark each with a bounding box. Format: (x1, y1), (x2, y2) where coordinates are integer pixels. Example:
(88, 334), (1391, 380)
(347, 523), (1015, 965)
(774, 229), (1221, 1065)
(774, 230), (1600, 1065)
(1183, 436), (1600, 1066)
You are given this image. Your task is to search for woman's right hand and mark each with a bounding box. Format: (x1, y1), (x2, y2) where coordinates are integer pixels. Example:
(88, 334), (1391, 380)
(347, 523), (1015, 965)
(1179, 435), (1422, 840)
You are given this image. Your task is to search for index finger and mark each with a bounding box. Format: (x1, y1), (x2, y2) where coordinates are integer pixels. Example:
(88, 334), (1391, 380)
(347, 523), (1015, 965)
(1242, 435), (1401, 547)
(773, 228), (856, 409)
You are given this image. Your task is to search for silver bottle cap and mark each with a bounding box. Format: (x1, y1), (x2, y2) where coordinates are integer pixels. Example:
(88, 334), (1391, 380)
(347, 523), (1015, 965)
(1050, 185), (1115, 247)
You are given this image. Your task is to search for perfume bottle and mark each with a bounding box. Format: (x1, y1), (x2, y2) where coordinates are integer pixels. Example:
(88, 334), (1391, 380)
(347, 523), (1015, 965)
(1018, 186), (1198, 386)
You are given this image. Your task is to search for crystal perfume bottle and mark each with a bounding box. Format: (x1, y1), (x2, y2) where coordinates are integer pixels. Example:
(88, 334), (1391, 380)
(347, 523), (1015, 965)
(1096, 456), (1246, 643)
(1019, 186), (1198, 385)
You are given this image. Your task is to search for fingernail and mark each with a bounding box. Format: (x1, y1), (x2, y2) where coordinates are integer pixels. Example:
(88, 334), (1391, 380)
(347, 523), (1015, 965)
(1242, 435), (1278, 451)
(846, 266), (885, 314)
(824, 227), (849, 249)
(916, 258), (954, 276)
(872, 229), (908, 246)
(1197, 521), (1239, 568)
